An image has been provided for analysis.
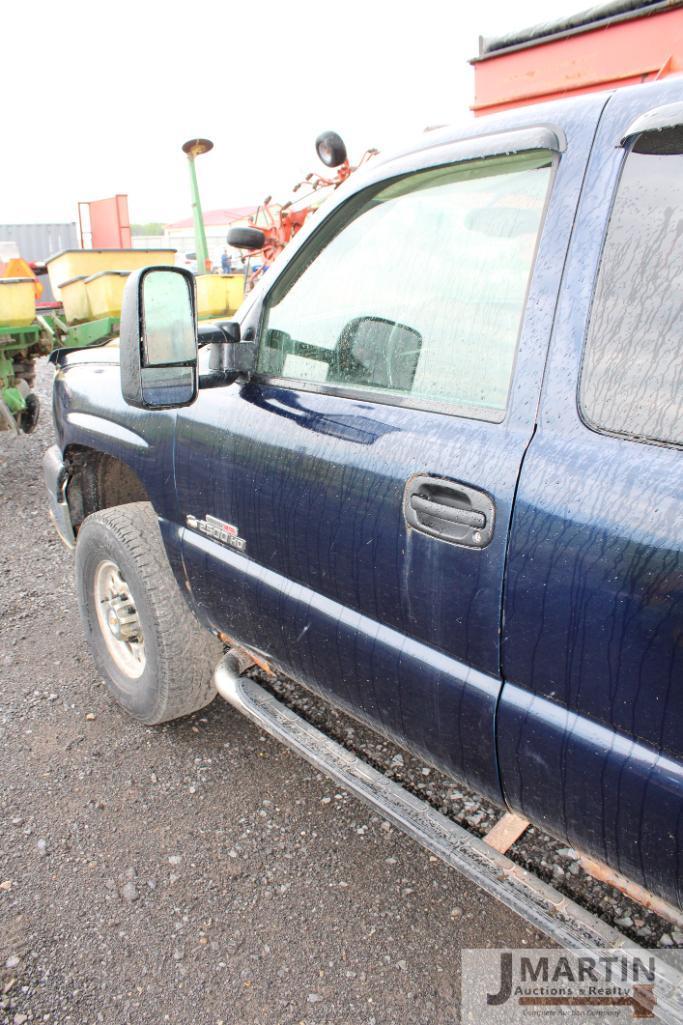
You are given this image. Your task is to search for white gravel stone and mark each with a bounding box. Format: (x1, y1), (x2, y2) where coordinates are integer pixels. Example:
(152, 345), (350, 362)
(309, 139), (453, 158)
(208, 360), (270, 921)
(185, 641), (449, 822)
(121, 881), (139, 903)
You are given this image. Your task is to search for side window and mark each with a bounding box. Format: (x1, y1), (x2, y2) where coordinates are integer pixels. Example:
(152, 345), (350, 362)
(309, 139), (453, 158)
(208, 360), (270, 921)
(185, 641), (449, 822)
(580, 126), (683, 447)
(258, 153), (552, 421)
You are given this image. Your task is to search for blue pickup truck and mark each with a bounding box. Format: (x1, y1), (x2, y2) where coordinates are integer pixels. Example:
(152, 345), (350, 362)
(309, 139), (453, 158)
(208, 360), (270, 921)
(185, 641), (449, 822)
(44, 78), (682, 919)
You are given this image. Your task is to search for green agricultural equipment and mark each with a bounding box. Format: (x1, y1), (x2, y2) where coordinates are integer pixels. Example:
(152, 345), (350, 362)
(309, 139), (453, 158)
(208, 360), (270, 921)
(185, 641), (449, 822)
(1, 138), (242, 434)
(0, 322), (47, 432)
(0, 310), (119, 434)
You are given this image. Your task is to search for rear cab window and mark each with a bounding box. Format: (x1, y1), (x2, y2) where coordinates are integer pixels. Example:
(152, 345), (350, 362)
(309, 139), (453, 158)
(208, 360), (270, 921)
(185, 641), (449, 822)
(580, 125), (683, 447)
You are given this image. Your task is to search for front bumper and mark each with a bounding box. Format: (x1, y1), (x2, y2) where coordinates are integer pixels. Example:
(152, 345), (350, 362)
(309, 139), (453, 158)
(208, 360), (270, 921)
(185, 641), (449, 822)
(43, 445), (75, 548)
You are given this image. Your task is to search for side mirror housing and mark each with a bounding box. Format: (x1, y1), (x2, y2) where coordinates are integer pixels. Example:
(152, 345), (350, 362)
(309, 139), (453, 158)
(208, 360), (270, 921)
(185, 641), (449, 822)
(120, 266), (198, 410)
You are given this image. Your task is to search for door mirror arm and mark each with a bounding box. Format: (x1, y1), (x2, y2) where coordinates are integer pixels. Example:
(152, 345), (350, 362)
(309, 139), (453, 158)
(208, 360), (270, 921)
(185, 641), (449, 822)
(198, 320), (256, 389)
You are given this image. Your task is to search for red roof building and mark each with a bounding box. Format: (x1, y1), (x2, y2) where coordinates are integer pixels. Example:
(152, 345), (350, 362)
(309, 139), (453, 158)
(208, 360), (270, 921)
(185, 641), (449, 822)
(165, 207), (256, 231)
(164, 206), (258, 269)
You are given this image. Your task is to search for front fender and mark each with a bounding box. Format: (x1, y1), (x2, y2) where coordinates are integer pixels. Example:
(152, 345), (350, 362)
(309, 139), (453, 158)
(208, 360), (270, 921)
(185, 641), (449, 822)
(48, 354), (207, 631)
(53, 359), (179, 524)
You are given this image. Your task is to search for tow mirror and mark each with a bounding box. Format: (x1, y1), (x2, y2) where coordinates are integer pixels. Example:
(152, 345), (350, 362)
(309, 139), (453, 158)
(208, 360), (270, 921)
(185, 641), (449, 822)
(336, 316), (422, 391)
(119, 266), (198, 409)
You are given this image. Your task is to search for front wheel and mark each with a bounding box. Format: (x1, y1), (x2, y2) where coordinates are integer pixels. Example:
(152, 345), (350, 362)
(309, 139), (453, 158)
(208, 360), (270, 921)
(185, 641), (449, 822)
(75, 502), (222, 724)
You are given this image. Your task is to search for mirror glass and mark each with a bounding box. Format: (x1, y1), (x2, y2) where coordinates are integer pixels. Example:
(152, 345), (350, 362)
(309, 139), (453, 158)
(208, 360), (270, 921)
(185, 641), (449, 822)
(142, 270), (196, 366)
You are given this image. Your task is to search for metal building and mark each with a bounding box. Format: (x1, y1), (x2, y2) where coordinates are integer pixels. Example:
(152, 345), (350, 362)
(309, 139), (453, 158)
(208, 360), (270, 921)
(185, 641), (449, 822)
(0, 223), (78, 301)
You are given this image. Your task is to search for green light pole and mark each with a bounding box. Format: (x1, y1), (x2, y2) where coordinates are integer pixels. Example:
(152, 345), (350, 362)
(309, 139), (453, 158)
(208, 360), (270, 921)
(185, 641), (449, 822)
(182, 138), (213, 273)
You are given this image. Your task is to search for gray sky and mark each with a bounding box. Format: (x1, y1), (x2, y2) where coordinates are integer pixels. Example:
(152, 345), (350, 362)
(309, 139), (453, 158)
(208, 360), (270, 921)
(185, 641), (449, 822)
(4, 0), (578, 226)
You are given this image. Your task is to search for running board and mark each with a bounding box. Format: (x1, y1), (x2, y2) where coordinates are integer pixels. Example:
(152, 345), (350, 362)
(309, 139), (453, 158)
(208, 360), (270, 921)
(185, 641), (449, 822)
(214, 654), (683, 1024)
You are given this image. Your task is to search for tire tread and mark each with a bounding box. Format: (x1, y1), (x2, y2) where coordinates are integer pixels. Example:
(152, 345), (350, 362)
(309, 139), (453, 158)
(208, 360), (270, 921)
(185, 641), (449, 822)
(76, 502), (222, 723)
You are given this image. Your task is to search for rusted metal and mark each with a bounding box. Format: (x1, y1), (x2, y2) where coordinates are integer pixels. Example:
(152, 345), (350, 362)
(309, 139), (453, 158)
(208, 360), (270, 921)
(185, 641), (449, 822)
(216, 636), (272, 676)
(484, 810), (530, 853)
(579, 853), (683, 929)
(181, 139), (213, 158)
(246, 651), (274, 676)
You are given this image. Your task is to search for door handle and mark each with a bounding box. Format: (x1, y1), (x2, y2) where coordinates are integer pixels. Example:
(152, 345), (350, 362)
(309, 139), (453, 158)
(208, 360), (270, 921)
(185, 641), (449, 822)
(409, 494), (486, 530)
(404, 475), (495, 548)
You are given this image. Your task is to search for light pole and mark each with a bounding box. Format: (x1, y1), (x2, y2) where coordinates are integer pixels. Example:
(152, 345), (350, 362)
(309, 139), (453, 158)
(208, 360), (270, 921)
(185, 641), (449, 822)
(181, 138), (213, 273)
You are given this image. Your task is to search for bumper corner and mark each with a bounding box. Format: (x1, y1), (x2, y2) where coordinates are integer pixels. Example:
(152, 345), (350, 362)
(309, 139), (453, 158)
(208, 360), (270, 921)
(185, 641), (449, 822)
(43, 445), (75, 549)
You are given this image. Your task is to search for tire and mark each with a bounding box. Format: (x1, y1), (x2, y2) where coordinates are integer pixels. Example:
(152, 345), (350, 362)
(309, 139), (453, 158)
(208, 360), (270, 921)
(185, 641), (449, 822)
(75, 501), (222, 724)
(226, 225), (265, 251)
(315, 130), (347, 168)
(18, 392), (40, 433)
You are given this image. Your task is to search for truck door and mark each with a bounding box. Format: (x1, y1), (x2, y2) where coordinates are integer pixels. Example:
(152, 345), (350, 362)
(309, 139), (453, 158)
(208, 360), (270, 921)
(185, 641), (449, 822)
(174, 106), (603, 801)
(498, 83), (683, 907)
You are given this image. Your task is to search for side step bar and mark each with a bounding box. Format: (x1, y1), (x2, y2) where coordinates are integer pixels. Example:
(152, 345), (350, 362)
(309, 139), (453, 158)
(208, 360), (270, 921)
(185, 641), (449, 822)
(214, 654), (683, 1024)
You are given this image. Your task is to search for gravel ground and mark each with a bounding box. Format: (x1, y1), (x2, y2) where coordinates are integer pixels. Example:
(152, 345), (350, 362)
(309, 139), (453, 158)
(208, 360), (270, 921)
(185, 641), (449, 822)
(0, 362), (678, 1025)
